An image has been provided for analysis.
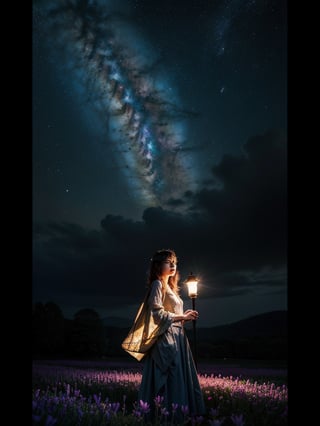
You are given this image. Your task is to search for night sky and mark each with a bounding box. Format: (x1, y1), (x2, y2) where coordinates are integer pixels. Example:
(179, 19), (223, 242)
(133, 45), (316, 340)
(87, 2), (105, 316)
(33, 0), (287, 327)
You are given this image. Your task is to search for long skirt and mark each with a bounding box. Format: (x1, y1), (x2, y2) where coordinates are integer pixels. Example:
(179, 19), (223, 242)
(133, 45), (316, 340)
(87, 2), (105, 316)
(138, 323), (206, 422)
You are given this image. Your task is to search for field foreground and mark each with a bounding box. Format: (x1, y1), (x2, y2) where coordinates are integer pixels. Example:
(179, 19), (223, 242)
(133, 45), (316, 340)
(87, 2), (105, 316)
(32, 359), (287, 426)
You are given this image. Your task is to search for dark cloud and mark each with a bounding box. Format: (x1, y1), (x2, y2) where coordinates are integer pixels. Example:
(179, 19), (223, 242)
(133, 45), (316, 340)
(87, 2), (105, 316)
(194, 129), (287, 270)
(33, 130), (287, 318)
(165, 198), (186, 207)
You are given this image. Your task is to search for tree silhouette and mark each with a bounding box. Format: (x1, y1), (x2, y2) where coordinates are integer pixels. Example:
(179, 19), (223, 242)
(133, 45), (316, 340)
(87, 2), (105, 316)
(70, 308), (104, 357)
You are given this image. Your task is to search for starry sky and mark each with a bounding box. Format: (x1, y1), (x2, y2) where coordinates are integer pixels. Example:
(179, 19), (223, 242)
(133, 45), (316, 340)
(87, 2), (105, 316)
(33, 0), (287, 327)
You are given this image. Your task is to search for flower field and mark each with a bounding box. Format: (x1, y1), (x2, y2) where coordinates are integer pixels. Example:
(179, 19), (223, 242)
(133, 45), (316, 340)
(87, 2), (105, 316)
(32, 361), (287, 425)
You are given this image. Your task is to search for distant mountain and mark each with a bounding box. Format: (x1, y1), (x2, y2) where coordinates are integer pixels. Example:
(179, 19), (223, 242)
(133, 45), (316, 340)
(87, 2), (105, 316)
(101, 310), (287, 359)
(102, 310), (287, 338)
(193, 310), (287, 342)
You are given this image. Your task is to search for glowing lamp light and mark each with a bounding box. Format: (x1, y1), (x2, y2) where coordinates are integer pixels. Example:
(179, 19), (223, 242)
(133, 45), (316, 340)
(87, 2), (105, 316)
(185, 272), (199, 298)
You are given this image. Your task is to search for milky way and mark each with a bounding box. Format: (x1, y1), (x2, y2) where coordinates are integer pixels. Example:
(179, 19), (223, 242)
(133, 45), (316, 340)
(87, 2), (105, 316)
(36, 0), (199, 206)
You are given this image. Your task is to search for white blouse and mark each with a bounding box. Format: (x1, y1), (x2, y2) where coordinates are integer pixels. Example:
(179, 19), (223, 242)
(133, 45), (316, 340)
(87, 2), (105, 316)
(149, 280), (184, 325)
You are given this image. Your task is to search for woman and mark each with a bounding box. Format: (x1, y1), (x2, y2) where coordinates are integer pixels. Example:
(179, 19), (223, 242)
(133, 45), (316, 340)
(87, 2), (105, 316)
(138, 248), (206, 420)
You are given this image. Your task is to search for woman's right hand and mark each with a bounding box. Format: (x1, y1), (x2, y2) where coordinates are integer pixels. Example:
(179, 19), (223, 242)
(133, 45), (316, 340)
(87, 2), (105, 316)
(183, 309), (199, 321)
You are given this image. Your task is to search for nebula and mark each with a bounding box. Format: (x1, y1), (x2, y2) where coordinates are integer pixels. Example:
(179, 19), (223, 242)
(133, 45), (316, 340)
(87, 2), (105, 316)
(36, 0), (198, 206)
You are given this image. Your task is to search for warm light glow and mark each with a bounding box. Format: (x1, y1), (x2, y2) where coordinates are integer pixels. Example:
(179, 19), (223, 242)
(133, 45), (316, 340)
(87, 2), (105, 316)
(186, 273), (198, 298)
(187, 280), (198, 297)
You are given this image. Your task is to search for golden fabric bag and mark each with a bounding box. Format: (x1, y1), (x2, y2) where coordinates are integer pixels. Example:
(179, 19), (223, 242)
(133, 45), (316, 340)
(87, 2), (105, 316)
(121, 288), (166, 361)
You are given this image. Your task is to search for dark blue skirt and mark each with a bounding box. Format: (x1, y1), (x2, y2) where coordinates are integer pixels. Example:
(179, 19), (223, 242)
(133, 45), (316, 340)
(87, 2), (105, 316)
(138, 323), (206, 421)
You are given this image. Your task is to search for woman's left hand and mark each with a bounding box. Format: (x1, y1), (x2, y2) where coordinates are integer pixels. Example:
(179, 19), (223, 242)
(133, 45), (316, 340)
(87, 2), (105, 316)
(183, 309), (199, 321)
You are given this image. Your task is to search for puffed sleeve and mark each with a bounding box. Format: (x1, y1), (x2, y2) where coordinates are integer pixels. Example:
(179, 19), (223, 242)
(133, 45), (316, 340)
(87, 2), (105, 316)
(149, 280), (175, 325)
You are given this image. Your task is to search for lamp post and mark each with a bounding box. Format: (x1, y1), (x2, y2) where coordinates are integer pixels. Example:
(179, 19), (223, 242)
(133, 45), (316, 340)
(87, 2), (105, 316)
(185, 272), (199, 369)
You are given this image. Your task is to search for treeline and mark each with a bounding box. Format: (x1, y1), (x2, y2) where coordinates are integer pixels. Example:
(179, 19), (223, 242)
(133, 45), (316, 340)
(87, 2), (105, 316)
(33, 302), (287, 360)
(33, 302), (106, 358)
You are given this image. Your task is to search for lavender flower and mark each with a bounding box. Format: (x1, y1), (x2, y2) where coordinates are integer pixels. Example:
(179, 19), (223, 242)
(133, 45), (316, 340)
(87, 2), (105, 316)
(231, 413), (245, 426)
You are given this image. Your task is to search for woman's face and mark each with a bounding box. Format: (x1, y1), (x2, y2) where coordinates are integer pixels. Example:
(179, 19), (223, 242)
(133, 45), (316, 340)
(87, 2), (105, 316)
(161, 258), (177, 277)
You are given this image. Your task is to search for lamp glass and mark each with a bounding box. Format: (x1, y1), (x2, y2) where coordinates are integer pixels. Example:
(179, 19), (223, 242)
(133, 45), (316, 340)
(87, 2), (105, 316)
(187, 280), (198, 298)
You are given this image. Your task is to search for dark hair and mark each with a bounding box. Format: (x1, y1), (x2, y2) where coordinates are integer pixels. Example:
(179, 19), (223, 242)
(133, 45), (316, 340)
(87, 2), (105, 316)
(148, 248), (180, 294)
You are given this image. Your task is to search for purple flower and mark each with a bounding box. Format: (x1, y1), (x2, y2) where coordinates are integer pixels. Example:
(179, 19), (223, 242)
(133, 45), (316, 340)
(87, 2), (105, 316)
(45, 415), (57, 426)
(181, 405), (189, 415)
(93, 394), (101, 405)
(209, 420), (224, 426)
(171, 402), (178, 412)
(161, 407), (169, 416)
(230, 413), (245, 426)
(139, 400), (150, 414)
(110, 402), (120, 414)
(154, 395), (164, 407)
(133, 409), (142, 418)
(210, 408), (219, 417)
(193, 415), (204, 424)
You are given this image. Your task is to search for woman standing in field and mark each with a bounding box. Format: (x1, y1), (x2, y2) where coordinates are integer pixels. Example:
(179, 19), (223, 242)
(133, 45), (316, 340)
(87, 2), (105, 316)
(138, 248), (206, 420)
